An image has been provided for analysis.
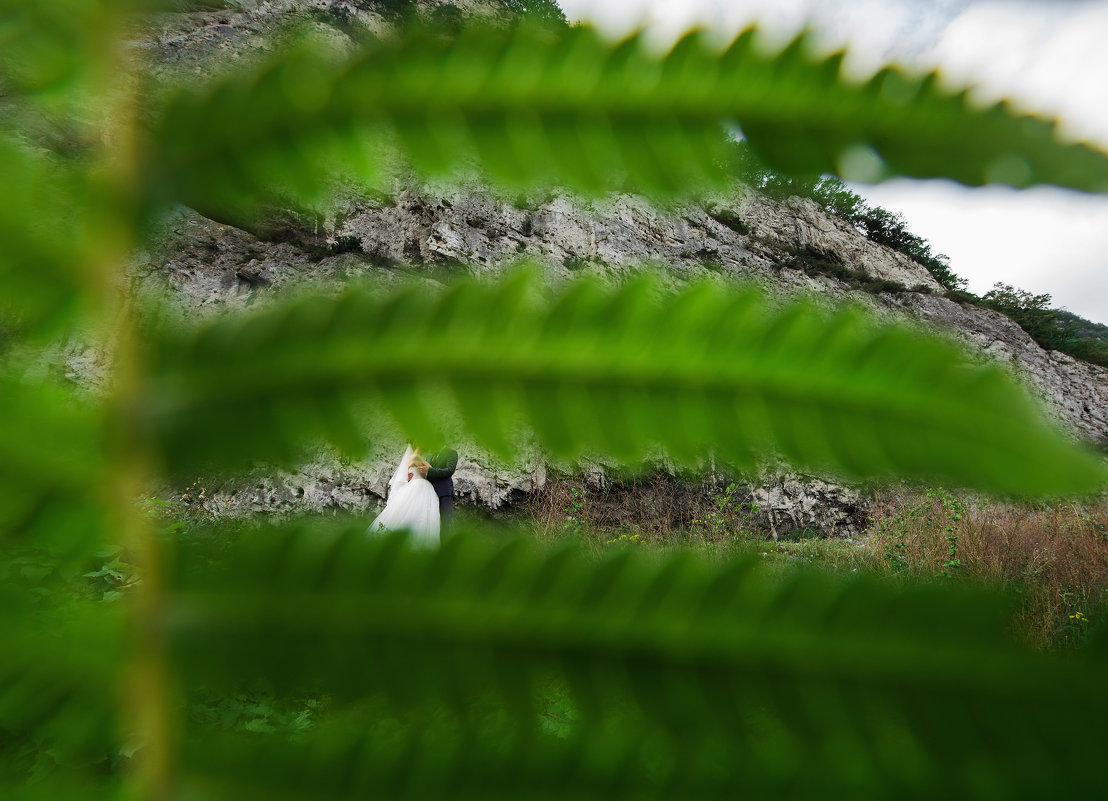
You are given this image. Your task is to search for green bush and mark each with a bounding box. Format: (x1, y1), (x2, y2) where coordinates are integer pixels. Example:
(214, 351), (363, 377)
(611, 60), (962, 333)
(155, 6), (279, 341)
(981, 283), (1108, 367)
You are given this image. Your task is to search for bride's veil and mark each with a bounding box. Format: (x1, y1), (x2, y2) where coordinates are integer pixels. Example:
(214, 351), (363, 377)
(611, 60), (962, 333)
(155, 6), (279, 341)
(387, 445), (415, 495)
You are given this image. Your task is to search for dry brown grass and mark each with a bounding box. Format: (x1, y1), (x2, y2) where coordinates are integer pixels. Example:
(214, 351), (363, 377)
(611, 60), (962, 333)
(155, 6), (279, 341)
(526, 473), (760, 546)
(527, 476), (1108, 650)
(868, 489), (1108, 650)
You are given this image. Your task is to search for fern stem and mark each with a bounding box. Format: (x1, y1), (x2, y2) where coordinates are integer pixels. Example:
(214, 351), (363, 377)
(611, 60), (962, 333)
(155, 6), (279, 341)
(84, 14), (177, 800)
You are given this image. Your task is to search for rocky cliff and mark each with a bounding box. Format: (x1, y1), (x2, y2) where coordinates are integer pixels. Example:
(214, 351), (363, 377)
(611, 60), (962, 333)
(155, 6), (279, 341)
(109, 0), (1108, 535)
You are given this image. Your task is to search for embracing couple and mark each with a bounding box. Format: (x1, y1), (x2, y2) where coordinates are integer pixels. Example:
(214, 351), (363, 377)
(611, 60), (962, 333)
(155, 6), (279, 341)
(367, 444), (458, 547)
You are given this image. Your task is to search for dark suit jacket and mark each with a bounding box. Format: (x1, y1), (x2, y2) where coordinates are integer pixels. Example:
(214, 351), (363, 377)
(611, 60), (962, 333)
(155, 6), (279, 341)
(425, 447), (458, 499)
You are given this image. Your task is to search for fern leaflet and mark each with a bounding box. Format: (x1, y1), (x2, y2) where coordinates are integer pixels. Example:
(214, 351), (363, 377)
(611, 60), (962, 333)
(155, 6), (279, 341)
(149, 23), (1108, 225)
(0, 136), (99, 337)
(0, 377), (109, 549)
(141, 271), (1105, 496)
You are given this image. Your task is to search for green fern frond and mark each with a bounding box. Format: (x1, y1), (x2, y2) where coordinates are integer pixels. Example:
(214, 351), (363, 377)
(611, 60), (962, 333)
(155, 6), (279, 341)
(166, 525), (1107, 800)
(0, 136), (99, 337)
(0, 601), (124, 788)
(0, 0), (100, 95)
(0, 779), (119, 801)
(0, 0), (160, 99)
(148, 22), (1108, 224)
(141, 271), (1105, 496)
(0, 378), (109, 550)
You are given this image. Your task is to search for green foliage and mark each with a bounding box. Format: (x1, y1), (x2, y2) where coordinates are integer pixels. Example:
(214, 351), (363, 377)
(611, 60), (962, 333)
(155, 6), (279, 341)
(1051, 310), (1108, 366)
(981, 283), (1108, 368)
(927, 487), (966, 578)
(81, 549), (139, 601)
(875, 489), (968, 579)
(690, 481), (759, 541)
(562, 485), (584, 536)
(0, 544), (127, 795)
(0, 0), (117, 95)
(732, 138), (859, 211)
(164, 526), (1108, 801)
(0, 136), (97, 337)
(188, 689), (322, 739)
(496, 0), (567, 27)
(708, 208), (751, 235)
(0, 378), (109, 550)
(3, 5), (1108, 800)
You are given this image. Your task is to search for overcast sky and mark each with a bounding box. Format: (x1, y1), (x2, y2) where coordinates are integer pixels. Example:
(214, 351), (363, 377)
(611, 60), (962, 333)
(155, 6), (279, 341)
(557, 0), (1108, 324)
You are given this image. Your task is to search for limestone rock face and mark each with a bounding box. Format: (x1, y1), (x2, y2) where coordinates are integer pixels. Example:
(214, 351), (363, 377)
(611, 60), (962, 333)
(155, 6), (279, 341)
(187, 446), (549, 521)
(333, 189), (942, 292)
(741, 196), (944, 292)
(144, 183), (1108, 532)
(132, 0), (534, 82)
(134, 1), (384, 79)
(749, 476), (868, 539)
(891, 293), (1108, 442)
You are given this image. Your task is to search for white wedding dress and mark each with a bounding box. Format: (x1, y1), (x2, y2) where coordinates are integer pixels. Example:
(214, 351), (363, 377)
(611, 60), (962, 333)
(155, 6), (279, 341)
(367, 446), (440, 547)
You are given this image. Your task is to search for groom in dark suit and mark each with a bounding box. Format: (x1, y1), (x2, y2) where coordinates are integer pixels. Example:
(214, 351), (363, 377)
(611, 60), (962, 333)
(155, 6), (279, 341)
(424, 445), (459, 528)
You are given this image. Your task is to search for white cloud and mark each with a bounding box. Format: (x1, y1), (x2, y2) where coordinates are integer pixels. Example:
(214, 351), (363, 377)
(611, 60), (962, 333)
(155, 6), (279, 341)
(856, 180), (1108, 323)
(926, 2), (1108, 146)
(555, 1), (1108, 323)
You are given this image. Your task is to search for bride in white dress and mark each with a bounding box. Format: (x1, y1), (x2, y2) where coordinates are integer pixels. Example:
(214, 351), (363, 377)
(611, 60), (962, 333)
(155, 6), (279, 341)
(367, 445), (440, 546)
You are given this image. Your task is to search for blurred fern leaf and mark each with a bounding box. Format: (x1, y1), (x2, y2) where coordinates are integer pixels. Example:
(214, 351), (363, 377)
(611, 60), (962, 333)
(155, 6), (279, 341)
(0, 587), (124, 794)
(0, 0), (113, 96)
(148, 23), (1108, 225)
(0, 136), (97, 337)
(0, 377), (109, 549)
(166, 525), (1108, 800)
(142, 271), (1105, 496)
